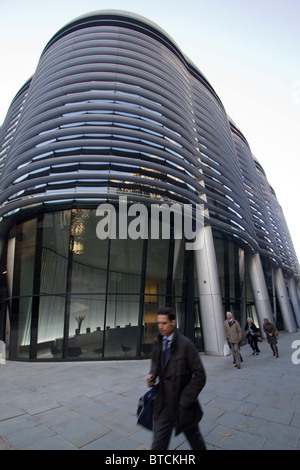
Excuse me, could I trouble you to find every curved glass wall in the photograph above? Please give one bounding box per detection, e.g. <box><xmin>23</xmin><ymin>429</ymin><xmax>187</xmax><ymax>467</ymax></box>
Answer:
<box><xmin>5</xmin><ymin>208</ymin><xmax>202</xmax><ymax>360</ymax></box>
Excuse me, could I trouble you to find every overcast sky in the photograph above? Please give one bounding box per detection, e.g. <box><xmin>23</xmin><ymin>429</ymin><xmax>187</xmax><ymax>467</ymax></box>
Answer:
<box><xmin>1</xmin><ymin>0</ymin><xmax>299</xmax><ymax>261</ymax></box>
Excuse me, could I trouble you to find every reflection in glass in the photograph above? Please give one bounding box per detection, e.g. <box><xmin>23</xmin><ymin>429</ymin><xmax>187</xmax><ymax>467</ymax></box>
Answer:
<box><xmin>37</xmin><ymin>211</ymin><xmax>70</xmax><ymax>358</ymax></box>
<box><xmin>105</xmin><ymin>294</ymin><xmax>140</xmax><ymax>358</ymax></box>
<box><xmin>143</xmin><ymin>236</ymin><xmax>170</xmax><ymax>347</ymax></box>
<box><xmin>6</xmin><ymin>207</ymin><xmax>204</xmax><ymax>360</ymax></box>
<box><xmin>68</xmin><ymin>209</ymin><xmax>108</xmax><ymax>359</ymax></box>
<box><xmin>11</xmin><ymin>219</ymin><xmax>37</xmax><ymax>359</ymax></box>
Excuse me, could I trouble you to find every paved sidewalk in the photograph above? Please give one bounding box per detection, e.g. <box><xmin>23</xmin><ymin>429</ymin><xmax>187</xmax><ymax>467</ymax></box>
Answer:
<box><xmin>0</xmin><ymin>330</ymin><xmax>299</xmax><ymax>450</ymax></box>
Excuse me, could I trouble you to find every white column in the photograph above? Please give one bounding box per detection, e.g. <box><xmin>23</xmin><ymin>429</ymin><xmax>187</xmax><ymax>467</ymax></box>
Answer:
<box><xmin>194</xmin><ymin>225</ymin><xmax>224</xmax><ymax>356</ymax></box>
<box><xmin>288</xmin><ymin>277</ymin><xmax>300</xmax><ymax>327</ymax></box>
<box><xmin>247</xmin><ymin>253</ymin><xmax>273</xmax><ymax>335</ymax></box>
<box><xmin>274</xmin><ymin>268</ymin><xmax>297</xmax><ymax>332</ymax></box>
<box><xmin>238</xmin><ymin>248</ymin><xmax>247</xmax><ymax>329</ymax></box>
<box><xmin>297</xmin><ymin>281</ymin><xmax>300</xmax><ymax>302</ymax></box>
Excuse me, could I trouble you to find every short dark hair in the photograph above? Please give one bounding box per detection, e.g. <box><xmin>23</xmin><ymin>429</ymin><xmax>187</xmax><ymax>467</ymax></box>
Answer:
<box><xmin>157</xmin><ymin>307</ymin><xmax>176</xmax><ymax>321</ymax></box>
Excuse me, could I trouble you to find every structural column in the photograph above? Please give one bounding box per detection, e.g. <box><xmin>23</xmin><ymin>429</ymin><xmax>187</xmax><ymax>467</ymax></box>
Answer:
<box><xmin>194</xmin><ymin>225</ymin><xmax>224</xmax><ymax>356</ymax></box>
<box><xmin>297</xmin><ymin>281</ymin><xmax>300</xmax><ymax>303</ymax></box>
<box><xmin>238</xmin><ymin>248</ymin><xmax>247</xmax><ymax>331</ymax></box>
<box><xmin>288</xmin><ymin>277</ymin><xmax>300</xmax><ymax>327</ymax></box>
<box><xmin>274</xmin><ymin>268</ymin><xmax>297</xmax><ymax>332</ymax></box>
<box><xmin>247</xmin><ymin>253</ymin><xmax>273</xmax><ymax>334</ymax></box>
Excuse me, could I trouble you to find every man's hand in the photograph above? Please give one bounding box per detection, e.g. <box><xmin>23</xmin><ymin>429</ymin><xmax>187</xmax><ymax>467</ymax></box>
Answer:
<box><xmin>145</xmin><ymin>374</ymin><xmax>156</xmax><ymax>387</ymax></box>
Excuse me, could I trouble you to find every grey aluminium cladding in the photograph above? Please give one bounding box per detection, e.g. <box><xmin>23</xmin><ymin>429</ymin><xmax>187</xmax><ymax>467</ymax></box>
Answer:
<box><xmin>0</xmin><ymin>9</ymin><xmax>298</xmax><ymax>279</ymax></box>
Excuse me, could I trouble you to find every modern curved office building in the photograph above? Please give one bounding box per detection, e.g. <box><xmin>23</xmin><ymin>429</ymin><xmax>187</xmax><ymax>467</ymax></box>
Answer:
<box><xmin>0</xmin><ymin>10</ymin><xmax>299</xmax><ymax>361</ymax></box>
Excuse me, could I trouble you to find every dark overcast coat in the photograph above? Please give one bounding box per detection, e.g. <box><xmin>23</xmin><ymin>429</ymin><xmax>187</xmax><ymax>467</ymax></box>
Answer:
<box><xmin>149</xmin><ymin>328</ymin><xmax>206</xmax><ymax>435</ymax></box>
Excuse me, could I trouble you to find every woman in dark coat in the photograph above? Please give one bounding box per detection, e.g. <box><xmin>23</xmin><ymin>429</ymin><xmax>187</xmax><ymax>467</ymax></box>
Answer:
<box><xmin>244</xmin><ymin>318</ymin><xmax>260</xmax><ymax>355</ymax></box>
<box><xmin>263</xmin><ymin>318</ymin><xmax>279</xmax><ymax>357</ymax></box>
<box><xmin>145</xmin><ymin>307</ymin><xmax>206</xmax><ymax>450</ymax></box>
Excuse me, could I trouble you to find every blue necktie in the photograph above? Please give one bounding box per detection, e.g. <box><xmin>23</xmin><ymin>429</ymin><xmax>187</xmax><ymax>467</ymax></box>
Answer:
<box><xmin>163</xmin><ymin>338</ymin><xmax>170</xmax><ymax>363</ymax></box>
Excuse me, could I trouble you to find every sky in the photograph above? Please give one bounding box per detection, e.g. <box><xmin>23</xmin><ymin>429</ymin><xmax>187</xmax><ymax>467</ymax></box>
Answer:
<box><xmin>0</xmin><ymin>0</ymin><xmax>299</xmax><ymax>262</ymax></box>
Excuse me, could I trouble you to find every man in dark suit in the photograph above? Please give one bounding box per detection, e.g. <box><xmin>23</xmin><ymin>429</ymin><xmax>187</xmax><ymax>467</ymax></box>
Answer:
<box><xmin>145</xmin><ymin>307</ymin><xmax>207</xmax><ymax>450</ymax></box>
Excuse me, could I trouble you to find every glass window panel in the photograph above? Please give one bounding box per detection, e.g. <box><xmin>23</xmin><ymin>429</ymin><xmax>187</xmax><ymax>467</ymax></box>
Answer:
<box><xmin>67</xmin><ymin>209</ymin><xmax>109</xmax><ymax>359</ymax></box>
<box><xmin>12</xmin><ymin>219</ymin><xmax>37</xmax><ymax>358</ymax></box>
<box><xmin>17</xmin><ymin>297</ymin><xmax>32</xmax><ymax>359</ymax></box>
<box><xmin>145</xmin><ymin>238</ymin><xmax>169</xmax><ymax>300</ymax></box>
<box><xmin>36</xmin><ymin>211</ymin><xmax>71</xmax><ymax>359</ymax></box>
<box><xmin>105</xmin><ymin>218</ymin><xmax>143</xmax><ymax>358</ymax></box>
<box><xmin>108</xmin><ymin>237</ymin><xmax>143</xmax><ymax>299</ymax></box>
<box><xmin>68</xmin><ymin>293</ymin><xmax>106</xmax><ymax>360</ymax></box>
<box><xmin>71</xmin><ymin>209</ymin><xmax>109</xmax><ymax>272</ymax></box>
<box><xmin>37</xmin><ymin>296</ymin><xmax>66</xmax><ymax>359</ymax></box>
<box><xmin>172</xmin><ymin>239</ymin><xmax>185</xmax><ymax>299</ymax></box>
<box><xmin>143</xmin><ymin>236</ymin><xmax>170</xmax><ymax>345</ymax></box>
<box><xmin>105</xmin><ymin>294</ymin><xmax>140</xmax><ymax>358</ymax></box>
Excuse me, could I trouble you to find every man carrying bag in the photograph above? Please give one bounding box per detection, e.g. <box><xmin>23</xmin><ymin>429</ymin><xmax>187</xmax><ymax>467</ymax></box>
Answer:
<box><xmin>144</xmin><ymin>307</ymin><xmax>207</xmax><ymax>450</ymax></box>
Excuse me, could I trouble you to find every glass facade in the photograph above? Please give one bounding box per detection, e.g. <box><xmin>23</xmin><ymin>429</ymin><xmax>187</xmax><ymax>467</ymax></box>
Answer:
<box><xmin>5</xmin><ymin>208</ymin><xmax>202</xmax><ymax>360</ymax></box>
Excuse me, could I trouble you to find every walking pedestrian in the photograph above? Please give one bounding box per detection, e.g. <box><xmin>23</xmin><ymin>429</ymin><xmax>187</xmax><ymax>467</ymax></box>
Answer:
<box><xmin>224</xmin><ymin>312</ymin><xmax>242</xmax><ymax>369</ymax></box>
<box><xmin>244</xmin><ymin>318</ymin><xmax>261</xmax><ymax>355</ymax></box>
<box><xmin>145</xmin><ymin>307</ymin><xmax>206</xmax><ymax>450</ymax></box>
<box><xmin>263</xmin><ymin>318</ymin><xmax>279</xmax><ymax>358</ymax></box>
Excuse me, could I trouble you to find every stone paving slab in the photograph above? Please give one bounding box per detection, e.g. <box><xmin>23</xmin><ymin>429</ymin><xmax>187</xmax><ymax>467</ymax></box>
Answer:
<box><xmin>0</xmin><ymin>330</ymin><xmax>300</xmax><ymax>450</ymax></box>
